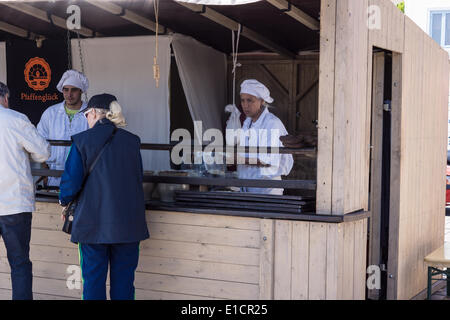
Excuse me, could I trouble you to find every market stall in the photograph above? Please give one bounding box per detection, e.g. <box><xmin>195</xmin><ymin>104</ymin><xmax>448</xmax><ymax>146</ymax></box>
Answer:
<box><xmin>0</xmin><ymin>0</ymin><xmax>448</xmax><ymax>300</ymax></box>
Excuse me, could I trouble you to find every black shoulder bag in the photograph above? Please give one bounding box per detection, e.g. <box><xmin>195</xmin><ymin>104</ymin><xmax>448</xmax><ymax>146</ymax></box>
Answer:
<box><xmin>62</xmin><ymin>127</ymin><xmax>118</xmax><ymax>234</ymax></box>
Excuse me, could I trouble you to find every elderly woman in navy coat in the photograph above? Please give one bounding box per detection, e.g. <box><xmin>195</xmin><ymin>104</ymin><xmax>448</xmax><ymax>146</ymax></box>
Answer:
<box><xmin>59</xmin><ymin>93</ymin><xmax>149</xmax><ymax>300</ymax></box>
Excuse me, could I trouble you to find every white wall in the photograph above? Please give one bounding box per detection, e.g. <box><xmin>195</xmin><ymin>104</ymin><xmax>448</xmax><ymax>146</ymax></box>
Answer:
<box><xmin>405</xmin><ymin>0</ymin><xmax>450</xmax><ymax>149</ymax></box>
<box><xmin>405</xmin><ymin>0</ymin><xmax>450</xmax><ymax>55</ymax></box>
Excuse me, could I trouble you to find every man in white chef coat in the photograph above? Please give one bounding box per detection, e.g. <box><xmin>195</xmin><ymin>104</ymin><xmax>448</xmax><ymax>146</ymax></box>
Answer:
<box><xmin>37</xmin><ymin>70</ymin><xmax>89</xmax><ymax>186</ymax></box>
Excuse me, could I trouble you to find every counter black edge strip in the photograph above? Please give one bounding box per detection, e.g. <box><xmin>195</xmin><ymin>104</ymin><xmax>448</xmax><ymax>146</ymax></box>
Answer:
<box><xmin>146</xmin><ymin>204</ymin><xmax>370</xmax><ymax>223</ymax></box>
<box><xmin>34</xmin><ymin>199</ymin><xmax>370</xmax><ymax>224</ymax></box>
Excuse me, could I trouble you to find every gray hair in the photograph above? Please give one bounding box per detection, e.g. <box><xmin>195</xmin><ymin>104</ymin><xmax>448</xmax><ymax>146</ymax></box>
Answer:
<box><xmin>0</xmin><ymin>82</ymin><xmax>9</xmax><ymax>98</ymax></box>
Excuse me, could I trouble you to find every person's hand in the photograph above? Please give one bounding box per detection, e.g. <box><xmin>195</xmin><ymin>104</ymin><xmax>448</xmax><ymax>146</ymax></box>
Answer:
<box><xmin>255</xmin><ymin>159</ymin><xmax>270</xmax><ymax>168</ymax></box>
<box><xmin>42</xmin><ymin>163</ymin><xmax>50</xmax><ymax>187</ymax></box>
<box><xmin>61</xmin><ymin>205</ymin><xmax>67</xmax><ymax>221</ymax></box>
<box><xmin>234</xmin><ymin>156</ymin><xmax>270</xmax><ymax>167</ymax></box>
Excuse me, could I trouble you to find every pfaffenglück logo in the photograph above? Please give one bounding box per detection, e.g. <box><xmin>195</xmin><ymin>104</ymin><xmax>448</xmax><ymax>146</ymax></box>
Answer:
<box><xmin>24</xmin><ymin>57</ymin><xmax>52</xmax><ymax>91</ymax></box>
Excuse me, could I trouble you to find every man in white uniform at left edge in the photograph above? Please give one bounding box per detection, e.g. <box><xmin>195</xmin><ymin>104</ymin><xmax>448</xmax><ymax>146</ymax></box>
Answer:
<box><xmin>37</xmin><ymin>70</ymin><xmax>89</xmax><ymax>187</ymax></box>
<box><xmin>0</xmin><ymin>82</ymin><xmax>50</xmax><ymax>300</ymax></box>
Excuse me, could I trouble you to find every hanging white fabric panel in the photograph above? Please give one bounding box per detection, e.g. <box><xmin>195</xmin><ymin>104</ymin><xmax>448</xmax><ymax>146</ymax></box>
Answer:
<box><xmin>0</xmin><ymin>42</ymin><xmax>6</xmax><ymax>84</ymax></box>
<box><xmin>71</xmin><ymin>36</ymin><xmax>171</xmax><ymax>172</ymax></box>
<box><xmin>172</xmin><ymin>34</ymin><xmax>227</xmax><ymax>138</ymax></box>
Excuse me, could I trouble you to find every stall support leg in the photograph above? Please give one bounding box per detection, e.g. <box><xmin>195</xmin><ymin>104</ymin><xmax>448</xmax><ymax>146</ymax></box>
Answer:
<box><xmin>428</xmin><ymin>267</ymin><xmax>432</xmax><ymax>300</ymax></box>
<box><xmin>446</xmin><ymin>268</ymin><xmax>450</xmax><ymax>297</ymax></box>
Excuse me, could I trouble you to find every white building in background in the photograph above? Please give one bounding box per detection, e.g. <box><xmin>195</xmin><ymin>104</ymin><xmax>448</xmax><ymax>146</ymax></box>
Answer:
<box><xmin>404</xmin><ymin>0</ymin><xmax>450</xmax><ymax>149</ymax></box>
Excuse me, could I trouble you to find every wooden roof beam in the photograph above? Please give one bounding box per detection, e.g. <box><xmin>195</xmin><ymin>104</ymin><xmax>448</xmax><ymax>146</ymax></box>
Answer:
<box><xmin>176</xmin><ymin>2</ymin><xmax>296</xmax><ymax>58</ymax></box>
<box><xmin>0</xmin><ymin>20</ymin><xmax>43</xmax><ymax>41</ymax></box>
<box><xmin>2</xmin><ymin>2</ymin><xmax>101</xmax><ymax>37</ymax></box>
<box><xmin>265</xmin><ymin>0</ymin><xmax>319</xmax><ymax>31</ymax></box>
<box><xmin>85</xmin><ymin>0</ymin><xmax>172</xmax><ymax>34</ymax></box>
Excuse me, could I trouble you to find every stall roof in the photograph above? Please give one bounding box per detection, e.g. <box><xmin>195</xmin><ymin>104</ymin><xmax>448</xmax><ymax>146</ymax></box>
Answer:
<box><xmin>0</xmin><ymin>0</ymin><xmax>320</xmax><ymax>56</ymax></box>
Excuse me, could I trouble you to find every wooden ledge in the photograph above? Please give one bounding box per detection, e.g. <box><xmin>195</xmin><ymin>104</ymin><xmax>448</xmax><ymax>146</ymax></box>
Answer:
<box><xmin>147</xmin><ymin>202</ymin><xmax>370</xmax><ymax>224</ymax></box>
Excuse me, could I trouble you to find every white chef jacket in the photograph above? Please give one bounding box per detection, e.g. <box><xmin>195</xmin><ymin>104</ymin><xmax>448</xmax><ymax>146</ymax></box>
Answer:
<box><xmin>237</xmin><ymin>107</ymin><xmax>293</xmax><ymax>195</ymax></box>
<box><xmin>0</xmin><ymin>105</ymin><xmax>50</xmax><ymax>215</ymax></box>
<box><xmin>37</xmin><ymin>101</ymin><xmax>88</xmax><ymax>186</ymax></box>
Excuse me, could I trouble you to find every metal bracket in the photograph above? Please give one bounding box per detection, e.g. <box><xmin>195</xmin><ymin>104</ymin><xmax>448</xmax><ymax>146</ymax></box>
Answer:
<box><xmin>46</xmin><ymin>11</ymin><xmax>55</xmax><ymax>27</ymax></box>
<box><xmin>280</xmin><ymin>1</ymin><xmax>291</xmax><ymax>13</ymax></box>
<box><xmin>195</xmin><ymin>5</ymin><xmax>207</xmax><ymax>14</ymax></box>
<box><xmin>115</xmin><ymin>6</ymin><xmax>127</xmax><ymax>17</ymax></box>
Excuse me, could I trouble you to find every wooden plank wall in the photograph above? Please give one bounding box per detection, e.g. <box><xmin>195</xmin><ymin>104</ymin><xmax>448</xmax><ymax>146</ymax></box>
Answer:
<box><xmin>318</xmin><ymin>0</ymin><xmax>449</xmax><ymax>298</ymax></box>
<box><xmin>0</xmin><ymin>203</ymin><xmax>368</xmax><ymax>300</ymax></box>
<box><xmin>367</xmin><ymin>52</ymin><xmax>385</xmax><ymax>300</ymax></box>
<box><xmin>316</xmin><ymin>0</ymin><xmax>336</xmax><ymax>215</ymax></box>
<box><xmin>317</xmin><ymin>0</ymin><xmax>370</xmax><ymax>215</ymax></box>
<box><xmin>271</xmin><ymin>218</ymin><xmax>368</xmax><ymax>300</ymax></box>
<box><xmin>317</xmin><ymin>0</ymin><xmax>404</xmax><ymax>216</ymax></box>
<box><xmin>368</xmin><ymin>0</ymin><xmax>405</xmax><ymax>53</ymax></box>
<box><xmin>0</xmin><ymin>204</ymin><xmax>261</xmax><ymax>300</ymax></box>
<box><xmin>390</xmin><ymin>18</ymin><xmax>449</xmax><ymax>300</ymax></box>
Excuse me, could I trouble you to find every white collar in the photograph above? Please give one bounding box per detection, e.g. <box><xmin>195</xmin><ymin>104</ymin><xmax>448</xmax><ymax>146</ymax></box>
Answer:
<box><xmin>58</xmin><ymin>101</ymin><xmax>86</xmax><ymax>114</ymax></box>
<box><xmin>246</xmin><ymin>107</ymin><xmax>269</xmax><ymax>128</ymax></box>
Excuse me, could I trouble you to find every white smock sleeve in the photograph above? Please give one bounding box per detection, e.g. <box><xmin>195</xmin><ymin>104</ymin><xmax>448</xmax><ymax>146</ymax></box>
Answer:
<box><xmin>258</xmin><ymin>118</ymin><xmax>293</xmax><ymax>178</ymax></box>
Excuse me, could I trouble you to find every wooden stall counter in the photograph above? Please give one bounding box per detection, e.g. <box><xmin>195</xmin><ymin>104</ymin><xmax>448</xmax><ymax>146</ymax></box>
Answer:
<box><xmin>0</xmin><ymin>201</ymin><xmax>369</xmax><ymax>300</ymax></box>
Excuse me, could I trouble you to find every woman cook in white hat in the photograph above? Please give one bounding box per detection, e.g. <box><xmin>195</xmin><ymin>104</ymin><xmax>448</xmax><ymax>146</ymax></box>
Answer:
<box><xmin>237</xmin><ymin>79</ymin><xmax>294</xmax><ymax>195</ymax></box>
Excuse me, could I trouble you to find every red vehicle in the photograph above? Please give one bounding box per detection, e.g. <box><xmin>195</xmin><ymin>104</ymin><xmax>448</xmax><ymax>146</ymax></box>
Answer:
<box><xmin>447</xmin><ymin>165</ymin><xmax>450</xmax><ymax>205</ymax></box>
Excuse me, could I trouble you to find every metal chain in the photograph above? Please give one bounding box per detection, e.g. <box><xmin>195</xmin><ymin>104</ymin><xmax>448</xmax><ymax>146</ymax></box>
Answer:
<box><xmin>66</xmin><ymin>29</ymin><xmax>72</xmax><ymax>70</ymax></box>
<box><xmin>76</xmin><ymin>31</ymin><xmax>88</xmax><ymax>101</ymax></box>
<box><xmin>231</xmin><ymin>24</ymin><xmax>241</xmax><ymax>107</ymax></box>
<box><xmin>153</xmin><ymin>0</ymin><xmax>160</xmax><ymax>88</ymax></box>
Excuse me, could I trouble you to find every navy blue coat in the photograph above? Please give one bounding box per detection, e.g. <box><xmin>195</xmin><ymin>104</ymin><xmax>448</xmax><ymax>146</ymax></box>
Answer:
<box><xmin>59</xmin><ymin>119</ymin><xmax>149</xmax><ymax>244</ymax></box>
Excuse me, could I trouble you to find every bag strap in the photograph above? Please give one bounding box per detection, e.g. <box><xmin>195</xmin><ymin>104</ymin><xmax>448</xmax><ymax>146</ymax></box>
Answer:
<box><xmin>65</xmin><ymin>127</ymin><xmax>117</xmax><ymax>206</ymax></box>
<box><xmin>87</xmin><ymin>127</ymin><xmax>117</xmax><ymax>174</ymax></box>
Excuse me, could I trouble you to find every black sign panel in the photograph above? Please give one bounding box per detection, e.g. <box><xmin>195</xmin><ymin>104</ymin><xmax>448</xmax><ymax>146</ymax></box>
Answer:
<box><xmin>6</xmin><ymin>39</ymin><xmax>68</xmax><ymax>125</ymax></box>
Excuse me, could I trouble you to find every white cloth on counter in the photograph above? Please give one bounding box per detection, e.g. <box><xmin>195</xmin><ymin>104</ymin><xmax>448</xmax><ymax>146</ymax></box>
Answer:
<box><xmin>0</xmin><ymin>105</ymin><xmax>50</xmax><ymax>215</ymax></box>
<box><xmin>37</xmin><ymin>101</ymin><xmax>88</xmax><ymax>186</ymax></box>
<box><xmin>237</xmin><ymin>107</ymin><xmax>293</xmax><ymax>195</ymax></box>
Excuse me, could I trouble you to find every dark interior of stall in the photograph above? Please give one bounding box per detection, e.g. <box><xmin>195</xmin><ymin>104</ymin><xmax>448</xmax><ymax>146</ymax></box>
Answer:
<box><xmin>0</xmin><ymin>0</ymin><xmax>321</xmax><ymax>216</ymax></box>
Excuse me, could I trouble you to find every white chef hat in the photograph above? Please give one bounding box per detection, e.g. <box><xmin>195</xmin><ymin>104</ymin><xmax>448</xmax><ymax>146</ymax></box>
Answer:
<box><xmin>56</xmin><ymin>69</ymin><xmax>89</xmax><ymax>93</ymax></box>
<box><xmin>240</xmin><ymin>79</ymin><xmax>274</xmax><ymax>104</ymax></box>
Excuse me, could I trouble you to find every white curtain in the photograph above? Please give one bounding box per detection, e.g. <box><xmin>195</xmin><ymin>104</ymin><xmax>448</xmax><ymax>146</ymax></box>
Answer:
<box><xmin>0</xmin><ymin>42</ymin><xmax>6</xmax><ymax>84</ymax></box>
<box><xmin>172</xmin><ymin>34</ymin><xmax>227</xmax><ymax>139</ymax></box>
<box><xmin>71</xmin><ymin>36</ymin><xmax>171</xmax><ymax>172</ymax></box>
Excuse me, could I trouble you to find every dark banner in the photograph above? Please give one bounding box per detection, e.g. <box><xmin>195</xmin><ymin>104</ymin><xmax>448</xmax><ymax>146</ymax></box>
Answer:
<box><xmin>6</xmin><ymin>39</ymin><xmax>68</xmax><ymax>125</ymax></box>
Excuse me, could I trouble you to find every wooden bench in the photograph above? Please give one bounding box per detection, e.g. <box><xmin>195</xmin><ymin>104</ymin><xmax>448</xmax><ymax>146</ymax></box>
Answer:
<box><xmin>424</xmin><ymin>243</ymin><xmax>450</xmax><ymax>300</ymax></box>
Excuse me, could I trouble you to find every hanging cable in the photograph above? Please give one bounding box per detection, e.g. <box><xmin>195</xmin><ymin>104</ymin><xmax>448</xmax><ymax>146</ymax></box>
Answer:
<box><xmin>153</xmin><ymin>0</ymin><xmax>160</xmax><ymax>88</ymax></box>
<box><xmin>66</xmin><ymin>29</ymin><xmax>72</xmax><ymax>70</ymax></box>
<box><xmin>76</xmin><ymin>31</ymin><xmax>88</xmax><ymax>102</ymax></box>
<box><xmin>231</xmin><ymin>24</ymin><xmax>241</xmax><ymax>107</ymax></box>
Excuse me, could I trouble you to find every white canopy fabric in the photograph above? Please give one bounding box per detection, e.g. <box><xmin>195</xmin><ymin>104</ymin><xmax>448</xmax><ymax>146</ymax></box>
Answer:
<box><xmin>0</xmin><ymin>42</ymin><xmax>6</xmax><ymax>84</ymax></box>
<box><xmin>71</xmin><ymin>35</ymin><xmax>172</xmax><ymax>172</ymax></box>
<box><xmin>172</xmin><ymin>33</ymin><xmax>227</xmax><ymax>139</ymax></box>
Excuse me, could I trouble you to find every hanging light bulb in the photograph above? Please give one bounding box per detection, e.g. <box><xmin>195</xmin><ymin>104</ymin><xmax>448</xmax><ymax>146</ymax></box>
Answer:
<box><xmin>175</xmin><ymin>0</ymin><xmax>261</xmax><ymax>5</ymax></box>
